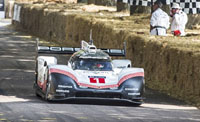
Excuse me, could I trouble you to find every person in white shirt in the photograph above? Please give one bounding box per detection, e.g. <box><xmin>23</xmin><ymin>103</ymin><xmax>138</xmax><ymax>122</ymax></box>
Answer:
<box><xmin>170</xmin><ymin>3</ymin><xmax>188</xmax><ymax>36</ymax></box>
<box><xmin>150</xmin><ymin>1</ymin><xmax>170</xmax><ymax>36</ymax></box>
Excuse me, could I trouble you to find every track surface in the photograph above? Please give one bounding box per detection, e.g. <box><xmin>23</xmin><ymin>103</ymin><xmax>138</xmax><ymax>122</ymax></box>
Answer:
<box><xmin>0</xmin><ymin>19</ymin><xmax>200</xmax><ymax>122</ymax></box>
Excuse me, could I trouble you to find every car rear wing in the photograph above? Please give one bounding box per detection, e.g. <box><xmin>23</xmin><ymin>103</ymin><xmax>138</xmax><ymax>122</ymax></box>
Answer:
<box><xmin>38</xmin><ymin>45</ymin><xmax>126</xmax><ymax>56</ymax></box>
<box><xmin>37</xmin><ymin>39</ymin><xmax>126</xmax><ymax>57</ymax></box>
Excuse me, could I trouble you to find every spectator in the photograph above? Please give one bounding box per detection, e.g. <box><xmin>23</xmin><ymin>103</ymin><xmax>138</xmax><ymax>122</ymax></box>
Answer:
<box><xmin>170</xmin><ymin>3</ymin><xmax>188</xmax><ymax>36</ymax></box>
<box><xmin>150</xmin><ymin>1</ymin><xmax>170</xmax><ymax>36</ymax></box>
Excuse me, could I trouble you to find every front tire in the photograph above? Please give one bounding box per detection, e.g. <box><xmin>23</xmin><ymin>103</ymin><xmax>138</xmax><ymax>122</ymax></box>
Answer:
<box><xmin>132</xmin><ymin>99</ymin><xmax>143</xmax><ymax>106</ymax></box>
<box><xmin>133</xmin><ymin>103</ymin><xmax>142</xmax><ymax>107</ymax></box>
<box><xmin>34</xmin><ymin>74</ymin><xmax>41</xmax><ymax>98</ymax></box>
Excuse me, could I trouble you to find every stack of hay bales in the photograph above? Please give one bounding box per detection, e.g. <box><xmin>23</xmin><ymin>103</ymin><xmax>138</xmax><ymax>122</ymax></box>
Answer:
<box><xmin>15</xmin><ymin>0</ymin><xmax>77</xmax><ymax>3</ymax></box>
<box><xmin>88</xmin><ymin>0</ymin><xmax>116</xmax><ymax>6</ymax></box>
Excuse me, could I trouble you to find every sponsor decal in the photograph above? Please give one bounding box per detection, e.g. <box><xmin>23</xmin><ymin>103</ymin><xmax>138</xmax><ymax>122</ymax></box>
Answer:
<box><xmin>58</xmin><ymin>85</ymin><xmax>73</xmax><ymax>88</ymax></box>
<box><xmin>79</xmin><ymin>86</ymin><xmax>88</xmax><ymax>88</ymax></box>
<box><xmin>125</xmin><ymin>88</ymin><xmax>139</xmax><ymax>91</ymax></box>
<box><xmin>128</xmin><ymin>93</ymin><xmax>140</xmax><ymax>96</ymax></box>
<box><xmin>88</xmin><ymin>76</ymin><xmax>106</xmax><ymax>84</ymax></box>
<box><xmin>83</xmin><ymin>71</ymin><xmax>110</xmax><ymax>74</ymax></box>
<box><xmin>56</xmin><ymin>89</ymin><xmax>69</xmax><ymax>93</ymax></box>
<box><xmin>110</xmin><ymin>87</ymin><xmax>118</xmax><ymax>90</ymax></box>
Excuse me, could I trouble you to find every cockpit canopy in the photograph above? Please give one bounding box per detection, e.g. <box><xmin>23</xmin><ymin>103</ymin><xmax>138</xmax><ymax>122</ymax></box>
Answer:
<box><xmin>69</xmin><ymin>41</ymin><xmax>113</xmax><ymax>71</ymax></box>
<box><xmin>72</xmin><ymin>59</ymin><xmax>113</xmax><ymax>71</ymax></box>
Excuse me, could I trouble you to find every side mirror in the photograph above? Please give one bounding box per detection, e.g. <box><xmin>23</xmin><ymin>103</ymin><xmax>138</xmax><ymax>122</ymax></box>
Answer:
<box><xmin>44</xmin><ymin>62</ymin><xmax>47</xmax><ymax>67</ymax></box>
<box><xmin>71</xmin><ymin>62</ymin><xmax>76</xmax><ymax>70</ymax></box>
<box><xmin>112</xmin><ymin>59</ymin><xmax>132</xmax><ymax>68</ymax></box>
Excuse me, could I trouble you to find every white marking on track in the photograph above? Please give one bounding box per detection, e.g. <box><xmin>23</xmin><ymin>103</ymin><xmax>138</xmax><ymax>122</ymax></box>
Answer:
<box><xmin>142</xmin><ymin>103</ymin><xmax>197</xmax><ymax>110</ymax></box>
<box><xmin>0</xmin><ymin>95</ymin><xmax>30</xmax><ymax>103</ymax></box>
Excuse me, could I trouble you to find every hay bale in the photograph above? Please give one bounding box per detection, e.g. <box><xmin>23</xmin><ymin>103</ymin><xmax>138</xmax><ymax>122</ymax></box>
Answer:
<box><xmin>88</xmin><ymin>0</ymin><xmax>116</xmax><ymax>6</ymax></box>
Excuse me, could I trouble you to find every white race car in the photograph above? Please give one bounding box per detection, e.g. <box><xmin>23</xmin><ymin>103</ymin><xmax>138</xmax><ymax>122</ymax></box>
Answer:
<box><xmin>34</xmin><ymin>40</ymin><xmax>145</xmax><ymax>105</ymax></box>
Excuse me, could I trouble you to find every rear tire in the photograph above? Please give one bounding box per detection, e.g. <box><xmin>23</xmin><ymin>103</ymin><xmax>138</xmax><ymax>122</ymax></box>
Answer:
<box><xmin>35</xmin><ymin>90</ymin><xmax>41</xmax><ymax>97</ymax></box>
<box><xmin>34</xmin><ymin>72</ymin><xmax>41</xmax><ymax>98</ymax></box>
<box><xmin>45</xmin><ymin>82</ymin><xmax>51</xmax><ymax>101</ymax></box>
<box><xmin>35</xmin><ymin>61</ymin><xmax>38</xmax><ymax>84</ymax></box>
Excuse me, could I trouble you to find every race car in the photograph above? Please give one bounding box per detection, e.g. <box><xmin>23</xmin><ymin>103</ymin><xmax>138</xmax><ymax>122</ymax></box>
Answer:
<box><xmin>34</xmin><ymin>40</ymin><xmax>145</xmax><ymax>105</ymax></box>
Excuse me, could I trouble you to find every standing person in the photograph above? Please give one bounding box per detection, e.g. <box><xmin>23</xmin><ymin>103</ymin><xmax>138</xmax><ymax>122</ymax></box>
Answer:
<box><xmin>170</xmin><ymin>3</ymin><xmax>188</xmax><ymax>36</ymax></box>
<box><xmin>150</xmin><ymin>1</ymin><xmax>170</xmax><ymax>36</ymax></box>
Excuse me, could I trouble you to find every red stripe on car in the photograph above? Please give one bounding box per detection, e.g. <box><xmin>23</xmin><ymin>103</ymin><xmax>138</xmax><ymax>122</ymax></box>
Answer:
<box><xmin>118</xmin><ymin>72</ymin><xmax>144</xmax><ymax>85</ymax></box>
<box><xmin>79</xmin><ymin>83</ymin><xmax>118</xmax><ymax>89</ymax></box>
<box><xmin>49</xmin><ymin>68</ymin><xmax>144</xmax><ymax>89</ymax></box>
<box><xmin>49</xmin><ymin>68</ymin><xmax>78</xmax><ymax>83</ymax></box>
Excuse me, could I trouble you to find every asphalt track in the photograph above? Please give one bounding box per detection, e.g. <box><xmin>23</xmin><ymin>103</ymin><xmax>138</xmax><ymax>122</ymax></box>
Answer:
<box><xmin>0</xmin><ymin>19</ymin><xmax>200</xmax><ymax>122</ymax></box>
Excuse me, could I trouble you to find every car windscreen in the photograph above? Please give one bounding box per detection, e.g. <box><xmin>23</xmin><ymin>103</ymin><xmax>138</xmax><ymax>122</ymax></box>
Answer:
<box><xmin>73</xmin><ymin>59</ymin><xmax>112</xmax><ymax>71</ymax></box>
